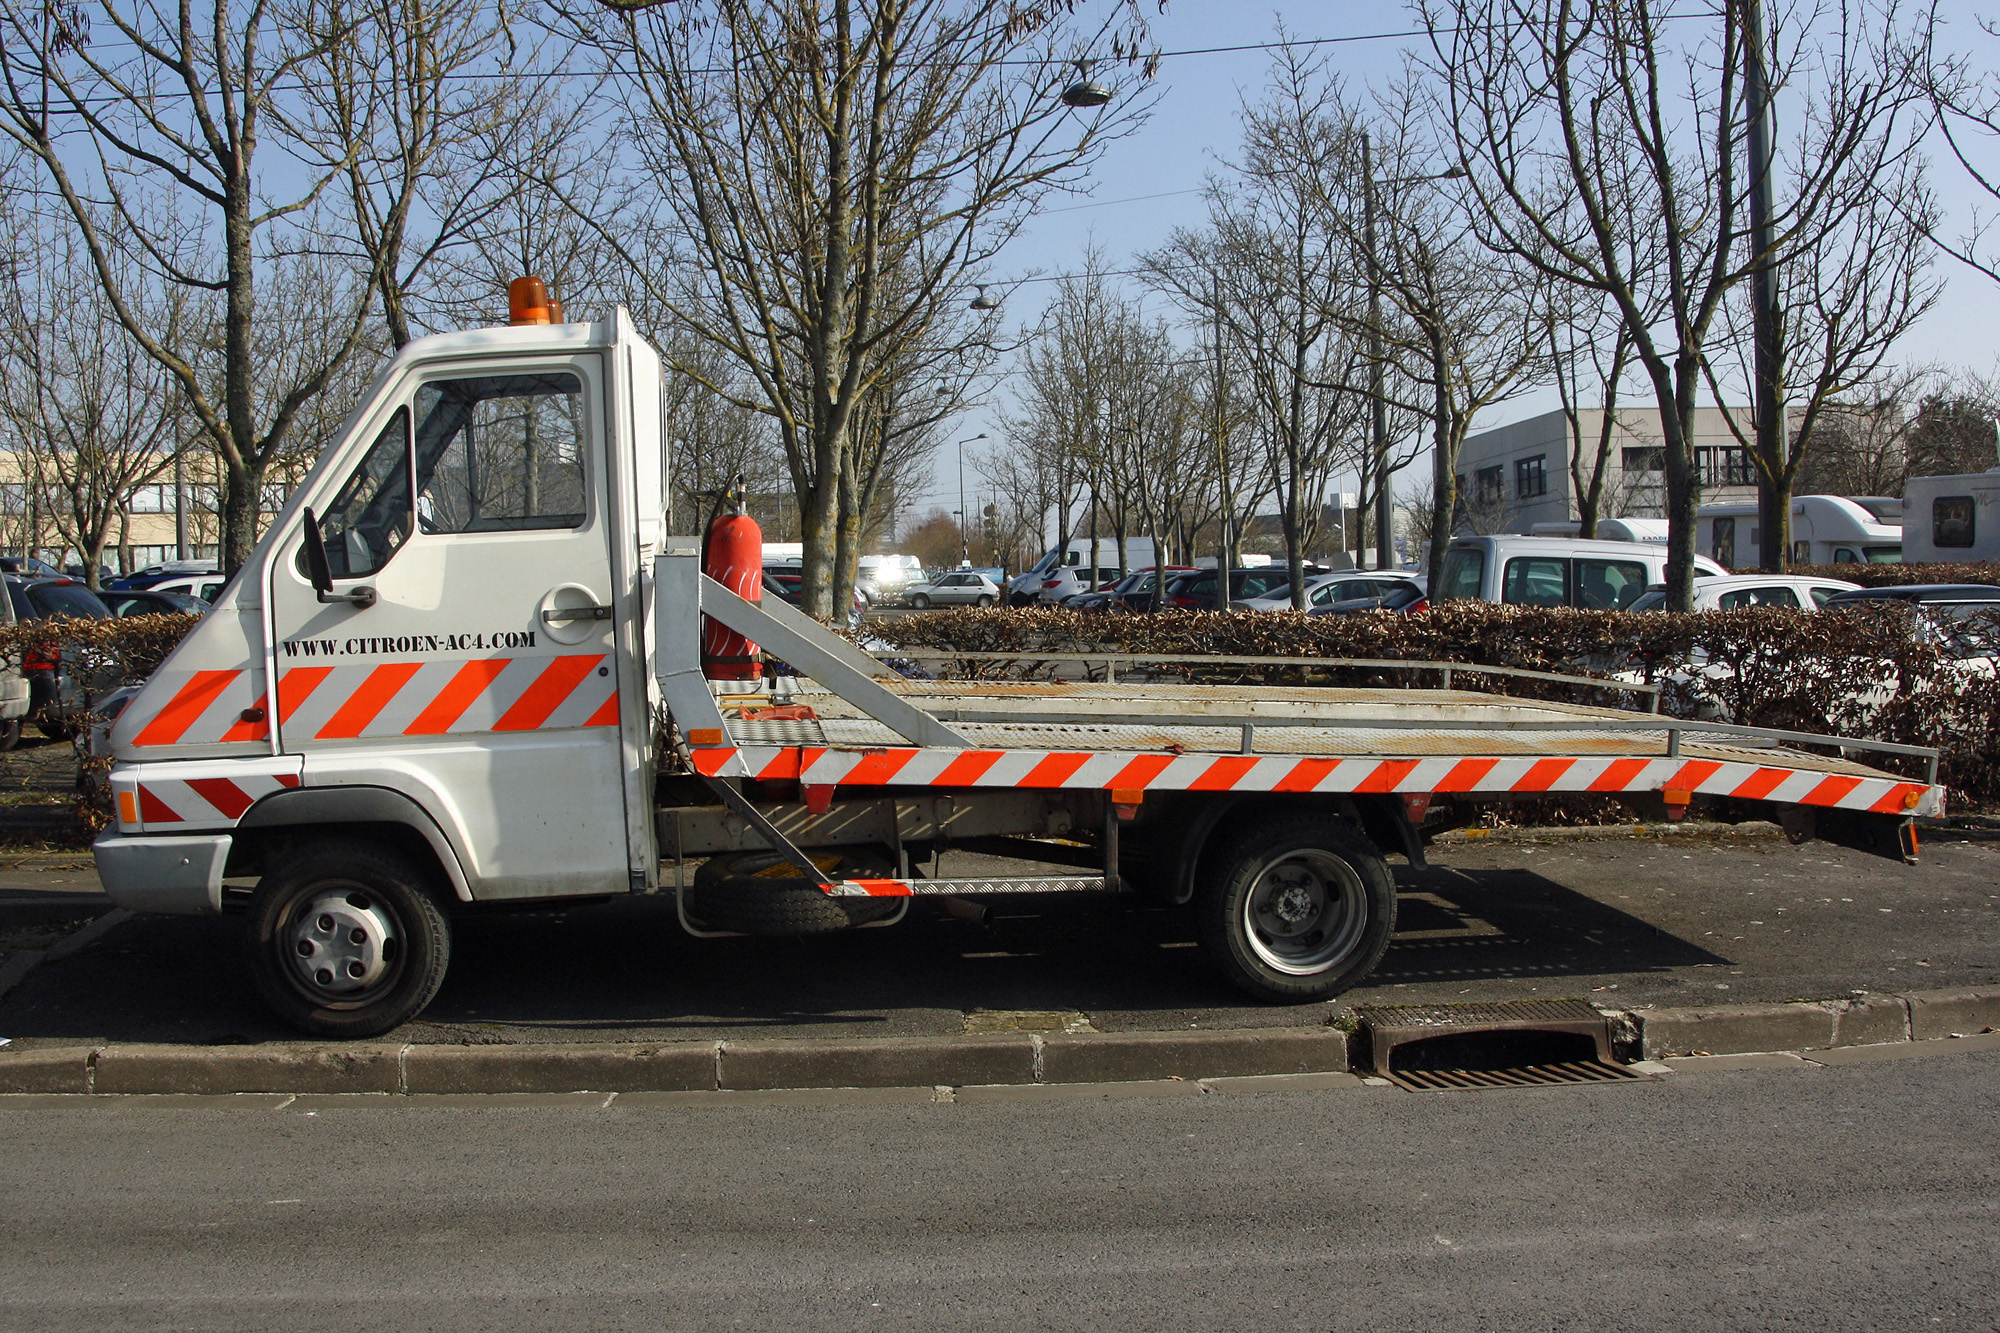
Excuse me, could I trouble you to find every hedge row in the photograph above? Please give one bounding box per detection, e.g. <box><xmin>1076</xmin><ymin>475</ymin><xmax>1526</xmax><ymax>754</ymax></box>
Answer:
<box><xmin>1786</xmin><ymin>561</ymin><xmax>1998</xmax><ymax>587</ymax></box>
<box><xmin>871</xmin><ymin>602</ymin><xmax>2000</xmax><ymax>808</ymax></box>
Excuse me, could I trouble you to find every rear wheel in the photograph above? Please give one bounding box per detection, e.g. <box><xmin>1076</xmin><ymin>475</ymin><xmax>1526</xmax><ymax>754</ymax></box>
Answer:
<box><xmin>909</xmin><ymin>593</ymin><xmax>931</xmax><ymax>609</ymax></box>
<box><xmin>0</xmin><ymin>717</ymin><xmax>19</xmax><ymax>751</ymax></box>
<box><xmin>1195</xmin><ymin>813</ymin><xmax>1395</xmax><ymax>1003</ymax></box>
<box><xmin>975</xmin><ymin>594</ymin><xmax>995</xmax><ymax>608</ymax></box>
<box><xmin>245</xmin><ymin>840</ymin><xmax>452</xmax><ymax>1038</ymax></box>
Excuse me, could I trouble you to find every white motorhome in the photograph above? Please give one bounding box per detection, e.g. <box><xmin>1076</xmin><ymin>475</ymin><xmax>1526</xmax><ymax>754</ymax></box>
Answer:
<box><xmin>1694</xmin><ymin>496</ymin><xmax>1901</xmax><ymax>568</ymax></box>
<box><xmin>1528</xmin><ymin>517</ymin><xmax>1668</xmax><ymax>543</ymax></box>
<box><xmin>1902</xmin><ymin>471</ymin><xmax>2000</xmax><ymax>564</ymax></box>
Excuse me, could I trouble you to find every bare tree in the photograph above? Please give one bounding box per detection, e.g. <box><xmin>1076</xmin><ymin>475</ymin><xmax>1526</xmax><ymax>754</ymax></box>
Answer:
<box><xmin>561</xmin><ymin>0</ymin><xmax>1153</xmax><ymax>618</ymax></box>
<box><xmin>1144</xmin><ymin>54</ymin><xmax>1380</xmax><ymax>606</ymax></box>
<box><xmin>290</xmin><ymin>0</ymin><xmax>539</xmax><ymax>348</ymax></box>
<box><xmin>1423</xmin><ymin>0</ymin><xmax>1930</xmax><ymax>605</ymax></box>
<box><xmin>0</xmin><ymin>232</ymin><xmax>182</xmax><ymax>585</ymax></box>
<box><xmin>0</xmin><ymin>0</ymin><xmax>382</xmax><ymax>572</ymax></box>
<box><xmin>1548</xmin><ymin>286</ymin><xmax>1636</xmax><ymax>538</ymax></box>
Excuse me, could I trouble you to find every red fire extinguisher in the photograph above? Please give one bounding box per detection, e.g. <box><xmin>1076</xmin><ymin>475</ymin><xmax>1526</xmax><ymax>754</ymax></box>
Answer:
<box><xmin>701</xmin><ymin>477</ymin><xmax>764</xmax><ymax>680</ymax></box>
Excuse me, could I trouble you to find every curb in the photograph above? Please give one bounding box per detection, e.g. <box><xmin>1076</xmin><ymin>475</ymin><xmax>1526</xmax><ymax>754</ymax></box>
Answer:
<box><xmin>1634</xmin><ymin>987</ymin><xmax>2000</xmax><ymax>1058</ymax></box>
<box><xmin>0</xmin><ymin>1027</ymin><xmax>1352</xmax><ymax>1097</ymax></box>
<box><xmin>3</xmin><ymin>990</ymin><xmax>1995</xmax><ymax>1096</ymax></box>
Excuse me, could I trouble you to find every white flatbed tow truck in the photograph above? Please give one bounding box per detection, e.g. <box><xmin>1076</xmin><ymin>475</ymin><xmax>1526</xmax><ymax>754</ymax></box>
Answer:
<box><xmin>89</xmin><ymin>301</ymin><xmax>1944</xmax><ymax>1036</ymax></box>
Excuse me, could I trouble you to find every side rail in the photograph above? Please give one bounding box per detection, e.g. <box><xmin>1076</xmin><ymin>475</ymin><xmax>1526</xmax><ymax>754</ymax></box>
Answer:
<box><xmin>885</xmin><ymin>649</ymin><xmax>1662</xmax><ymax>708</ymax></box>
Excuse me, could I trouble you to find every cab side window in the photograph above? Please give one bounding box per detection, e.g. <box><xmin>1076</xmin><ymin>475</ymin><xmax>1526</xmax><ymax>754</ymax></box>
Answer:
<box><xmin>1575</xmin><ymin>558</ymin><xmax>1650</xmax><ymax>610</ymax></box>
<box><xmin>414</xmin><ymin>373</ymin><xmax>587</xmax><ymax>534</ymax></box>
<box><xmin>1502</xmin><ymin>557</ymin><xmax>1566</xmax><ymax>607</ymax></box>
<box><xmin>317</xmin><ymin>408</ymin><xmax>412</xmax><ymax>578</ymax></box>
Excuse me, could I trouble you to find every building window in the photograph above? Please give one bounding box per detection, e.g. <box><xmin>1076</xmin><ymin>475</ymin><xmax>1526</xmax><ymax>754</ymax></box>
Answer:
<box><xmin>129</xmin><ymin>484</ymin><xmax>169</xmax><ymax>513</ymax></box>
<box><xmin>1695</xmin><ymin>446</ymin><xmax>1754</xmax><ymax>487</ymax></box>
<box><xmin>1515</xmin><ymin>455</ymin><xmax>1548</xmax><ymax>499</ymax></box>
<box><xmin>1621</xmin><ymin>446</ymin><xmax>1665</xmax><ymax>474</ymax></box>
<box><xmin>1934</xmin><ymin>496</ymin><xmax>1975</xmax><ymax>549</ymax></box>
<box><xmin>1473</xmin><ymin>466</ymin><xmax>1504</xmax><ymax>503</ymax></box>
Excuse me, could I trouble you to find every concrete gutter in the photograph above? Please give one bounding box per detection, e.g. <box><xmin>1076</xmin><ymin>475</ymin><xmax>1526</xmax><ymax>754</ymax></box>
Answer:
<box><xmin>2</xmin><ymin>989</ymin><xmax>1994</xmax><ymax>1096</ymax></box>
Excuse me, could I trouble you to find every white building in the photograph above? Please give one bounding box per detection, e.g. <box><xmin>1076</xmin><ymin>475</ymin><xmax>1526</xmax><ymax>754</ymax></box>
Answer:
<box><xmin>1454</xmin><ymin>406</ymin><xmax>1759</xmax><ymax>534</ymax></box>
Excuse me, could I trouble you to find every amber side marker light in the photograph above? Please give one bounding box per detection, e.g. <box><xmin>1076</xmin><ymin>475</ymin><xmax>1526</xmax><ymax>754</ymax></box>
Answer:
<box><xmin>508</xmin><ymin>275</ymin><xmax>563</xmax><ymax>325</ymax></box>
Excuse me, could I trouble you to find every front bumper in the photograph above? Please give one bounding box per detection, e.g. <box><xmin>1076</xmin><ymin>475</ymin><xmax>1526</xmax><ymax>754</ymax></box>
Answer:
<box><xmin>93</xmin><ymin>830</ymin><xmax>231</xmax><ymax>914</ymax></box>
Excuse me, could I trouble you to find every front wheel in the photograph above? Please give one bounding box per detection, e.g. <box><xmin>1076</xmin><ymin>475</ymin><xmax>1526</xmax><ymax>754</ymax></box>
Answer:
<box><xmin>909</xmin><ymin>593</ymin><xmax>931</xmax><ymax>609</ymax></box>
<box><xmin>245</xmin><ymin>840</ymin><xmax>452</xmax><ymax>1038</ymax></box>
<box><xmin>1195</xmin><ymin>813</ymin><xmax>1396</xmax><ymax>1003</ymax></box>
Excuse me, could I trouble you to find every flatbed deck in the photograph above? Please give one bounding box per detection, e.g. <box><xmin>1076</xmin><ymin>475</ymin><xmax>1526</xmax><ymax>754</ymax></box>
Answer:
<box><xmin>688</xmin><ymin>678</ymin><xmax>1942</xmax><ymax>819</ymax></box>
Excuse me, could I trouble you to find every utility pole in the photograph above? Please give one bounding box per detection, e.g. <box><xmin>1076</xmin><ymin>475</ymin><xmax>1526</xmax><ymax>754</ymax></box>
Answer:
<box><xmin>173</xmin><ymin>450</ymin><xmax>188</xmax><ymax>561</ymax></box>
<box><xmin>1744</xmin><ymin>0</ymin><xmax>1783</xmax><ymax>571</ymax></box>
<box><xmin>1363</xmin><ymin>130</ymin><xmax>1393</xmax><ymax>572</ymax></box>
<box><xmin>1211</xmin><ymin>271</ymin><xmax>1232</xmax><ymax>610</ymax></box>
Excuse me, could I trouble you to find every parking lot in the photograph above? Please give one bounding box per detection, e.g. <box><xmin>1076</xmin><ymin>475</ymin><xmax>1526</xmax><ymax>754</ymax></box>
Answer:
<box><xmin>2</xmin><ymin>825</ymin><xmax>1994</xmax><ymax>1049</ymax></box>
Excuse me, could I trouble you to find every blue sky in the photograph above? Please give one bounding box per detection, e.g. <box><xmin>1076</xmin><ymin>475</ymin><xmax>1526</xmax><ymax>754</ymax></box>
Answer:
<box><xmin>924</xmin><ymin>1</ymin><xmax>2000</xmax><ymax>520</ymax></box>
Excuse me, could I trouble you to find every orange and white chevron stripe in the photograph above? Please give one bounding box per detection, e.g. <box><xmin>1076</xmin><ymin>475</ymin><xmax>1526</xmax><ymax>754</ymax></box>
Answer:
<box><xmin>111</xmin><ymin>759</ymin><xmax>303</xmax><ymax>833</ymax></box>
<box><xmin>689</xmin><ymin>744</ymin><xmax>1944</xmax><ymax>819</ymax></box>
<box><xmin>122</xmin><ymin>655</ymin><xmax>618</xmax><ymax>749</ymax></box>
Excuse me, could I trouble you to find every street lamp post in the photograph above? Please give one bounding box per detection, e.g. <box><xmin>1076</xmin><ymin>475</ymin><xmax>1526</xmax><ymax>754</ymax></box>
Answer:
<box><xmin>955</xmin><ymin>433</ymin><xmax>987</xmax><ymax>566</ymax></box>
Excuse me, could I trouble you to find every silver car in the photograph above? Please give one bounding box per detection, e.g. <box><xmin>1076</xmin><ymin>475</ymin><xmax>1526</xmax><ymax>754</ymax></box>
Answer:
<box><xmin>904</xmin><ymin>570</ymin><xmax>1002</xmax><ymax>609</ymax></box>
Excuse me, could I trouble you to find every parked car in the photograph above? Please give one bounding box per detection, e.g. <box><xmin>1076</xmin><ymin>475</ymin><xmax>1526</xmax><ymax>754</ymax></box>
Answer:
<box><xmin>105</xmin><ymin>558</ymin><xmax>220</xmax><ymax>592</ymax></box>
<box><xmin>0</xmin><ymin>556</ymin><xmax>62</xmax><ymax>578</ymax></box>
<box><xmin>1625</xmin><ymin>574</ymin><xmax>1861</xmax><ymax>612</ymax></box>
<box><xmin>903</xmin><ymin>570</ymin><xmax>1003</xmax><ymax>608</ymax></box>
<box><xmin>761</xmin><ymin>568</ymin><xmax>865</xmax><ymax>629</ymax></box>
<box><xmin>100</xmin><ymin>588</ymin><xmax>210</xmax><ymax>618</ymax></box>
<box><xmin>1235</xmin><ymin>570</ymin><xmax>1423</xmax><ymax>612</ymax></box>
<box><xmin>1158</xmin><ymin>566</ymin><xmax>1293</xmax><ymax>610</ymax></box>
<box><xmin>1060</xmin><ymin>567</ymin><xmax>1184</xmax><ymax>613</ymax></box>
<box><xmin>1821</xmin><ymin>583</ymin><xmax>2000</xmax><ymax>608</ymax></box>
<box><xmin>0</xmin><ymin>578</ymin><xmax>26</xmax><ymax>750</ymax></box>
<box><xmin>1431</xmin><ymin>536</ymin><xmax>1728</xmax><ymax>610</ymax></box>
<box><xmin>1309</xmin><ymin>582</ymin><xmax>1430</xmax><ymax>617</ymax></box>
<box><xmin>3</xmin><ymin>576</ymin><xmax>111</xmax><ymax>738</ymax></box>
<box><xmin>1035</xmin><ymin>563</ymin><xmax>1124</xmax><ymax>605</ymax></box>
<box><xmin>143</xmin><ymin>572</ymin><xmax>230</xmax><ymax>602</ymax></box>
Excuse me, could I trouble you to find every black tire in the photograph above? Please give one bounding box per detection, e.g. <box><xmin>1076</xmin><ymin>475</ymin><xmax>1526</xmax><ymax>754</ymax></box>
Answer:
<box><xmin>0</xmin><ymin>717</ymin><xmax>19</xmax><ymax>752</ymax></box>
<box><xmin>687</xmin><ymin>847</ymin><xmax>901</xmax><ymax>934</ymax></box>
<box><xmin>909</xmin><ymin>593</ymin><xmax>931</xmax><ymax>609</ymax></box>
<box><xmin>975</xmin><ymin>594</ymin><xmax>995</xmax><ymax>608</ymax></box>
<box><xmin>245</xmin><ymin>839</ymin><xmax>452</xmax><ymax>1038</ymax></box>
<box><xmin>37</xmin><ymin>719</ymin><xmax>76</xmax><ymax>741</ymax></box>
<box><xmin>1195</xmin><ymin>812</ymin><xmax>1396</xmax><ymax>1003</ymax></box>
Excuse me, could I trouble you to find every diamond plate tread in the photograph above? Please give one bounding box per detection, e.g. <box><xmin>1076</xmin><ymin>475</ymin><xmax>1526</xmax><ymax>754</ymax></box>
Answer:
<box><xmin>1357</xmin><ymin>999</ymin><xmax>1608</xmax><ymax>1031</ymax></box>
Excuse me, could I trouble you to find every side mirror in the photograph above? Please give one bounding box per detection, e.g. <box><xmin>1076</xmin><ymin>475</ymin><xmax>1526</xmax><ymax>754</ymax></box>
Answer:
<box><xmin>301</xmin><ymin>506</ymin><xmax>377</xmax><ymax>609</ymax></box>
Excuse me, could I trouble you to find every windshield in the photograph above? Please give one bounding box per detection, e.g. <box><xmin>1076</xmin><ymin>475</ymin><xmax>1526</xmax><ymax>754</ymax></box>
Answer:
<box><xmin>27</xmin><ymin>583</ymin><xmax>109</xmax><ymax>619</ymax></box>
<box><xmin>1863</xmin><ymin>546</ymin><xmax>1902</xmax><ymax>563</ymax></box>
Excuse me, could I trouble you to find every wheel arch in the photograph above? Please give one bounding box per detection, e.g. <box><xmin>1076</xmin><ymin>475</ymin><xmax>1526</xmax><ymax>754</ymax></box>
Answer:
<box><xmin>228</xmin><ymin>786</ymin><xmax>473</xmax><ymax>902</ymax></box>
<box><xmin>1134</xmin><ymin>791</ymin><xmax>1407</xmax><ymax>907</ymax></box>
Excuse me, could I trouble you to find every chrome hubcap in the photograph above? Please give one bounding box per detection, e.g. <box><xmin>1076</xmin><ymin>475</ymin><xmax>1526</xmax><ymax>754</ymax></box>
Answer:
<box><xmin>1243</xmin><ymin>850</ymin><xmax>1367</xmax><ymax>976</ymax></box>
<box><xmin>286</xmin><ymin>889</ymin><xmax>397</xmax><ymax>996</ymax></box>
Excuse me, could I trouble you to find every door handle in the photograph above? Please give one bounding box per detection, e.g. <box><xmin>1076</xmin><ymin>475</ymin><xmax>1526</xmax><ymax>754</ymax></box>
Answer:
<box><xmin>541</xmin><ymin>605</ymin><xmax>611</xmax><ymax>623</ymax></box>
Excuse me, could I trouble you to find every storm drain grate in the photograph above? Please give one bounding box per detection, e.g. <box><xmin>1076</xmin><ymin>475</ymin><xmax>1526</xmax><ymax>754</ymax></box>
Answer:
<box><xmin>1392</xmin><ymin>1059</ymin><xmax>1643</xmax><ymax>1091</ymax></box>
<box><xmin>1356</xmin><ymin>999</ymin><xmax>1650</xmax><ymax>1092</ymax></box>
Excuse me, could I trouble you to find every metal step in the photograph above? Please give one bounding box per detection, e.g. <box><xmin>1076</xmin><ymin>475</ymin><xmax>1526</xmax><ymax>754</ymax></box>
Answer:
<box><xmin>831</xmin><ymin>875</ymin><xmax>1115</xmax><ymax>897</ymax></box>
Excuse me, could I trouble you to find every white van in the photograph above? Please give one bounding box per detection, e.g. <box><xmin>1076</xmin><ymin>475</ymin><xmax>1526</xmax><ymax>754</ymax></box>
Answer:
<box><xmin>1006</xmin><ymin>537</ymin><xmax>1157</xmax><ymax>605</ymax></box>
<box><xmin>1432</xmin><ymin>536</ymin><xmax>1727</xmax><ymax>609</ymax></box>
<box><xmin>1902</xmin><ymin>471</ymin><xmax>2000</xmax><ymax>563</ymax></box>
<box><xmin>1694</xmin><ymin>496</ymin><xmax>1901</xmax><ymax>568</ymax></box>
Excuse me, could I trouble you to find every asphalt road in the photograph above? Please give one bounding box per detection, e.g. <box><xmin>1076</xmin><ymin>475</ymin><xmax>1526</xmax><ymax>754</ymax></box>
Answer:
<box><xmin>1</xmin><ymin>828</ymin><xmax>1995</xmax><ymax>1049</ymax></box>
<box><xmin>1</xmin><ymin>1050</ymin><xmax>1995</xmax><ymax>1331</ymax></box>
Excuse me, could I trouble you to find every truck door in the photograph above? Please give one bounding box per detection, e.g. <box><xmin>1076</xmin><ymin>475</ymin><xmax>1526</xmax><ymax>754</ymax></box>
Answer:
<box><xmin>264</xmin><ymin>351</ymin><xmax>629</xmax><ymax>899</ymax></box>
